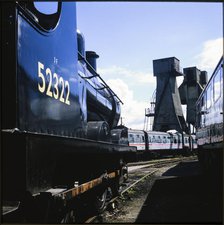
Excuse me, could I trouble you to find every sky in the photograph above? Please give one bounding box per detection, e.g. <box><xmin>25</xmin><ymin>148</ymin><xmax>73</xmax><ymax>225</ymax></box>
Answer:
<box><xmin>76</xmin><ymin>2</ymin><xmax>223</xmax><ymax>130</ymax></box>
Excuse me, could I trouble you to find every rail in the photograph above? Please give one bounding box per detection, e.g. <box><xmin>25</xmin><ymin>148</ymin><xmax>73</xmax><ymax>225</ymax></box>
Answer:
<box><xmin>85</xmin><ymin>156</ymin><xmax>197</xmax><ymax>223</ymax></box>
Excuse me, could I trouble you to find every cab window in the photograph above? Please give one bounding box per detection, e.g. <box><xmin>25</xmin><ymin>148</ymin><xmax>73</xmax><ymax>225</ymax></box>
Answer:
<box><xmin>206</xmin><ymin>84</ymin><xmax>212</xmax><ymax>109</ymax></box>
<box><xmin>34</xmin><ymin>2</ymin><xmax>58</xmax><ymax>15</ymax></box>
<box><xmin>157</xmin><ymin>136</ymin><xmax>162</xmax><ymax>143</ymax></box>
<box><xmin>18</xmin><ymin>2</ymin><xmax>61</xmax><ymax>31</ymax></box>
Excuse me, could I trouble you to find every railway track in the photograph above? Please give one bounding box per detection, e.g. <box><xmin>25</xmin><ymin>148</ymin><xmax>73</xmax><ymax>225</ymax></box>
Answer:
<box><xmin>84</xmin><ymin>156</ymin><xmax>196</xmax><ymax>223</ymax></box>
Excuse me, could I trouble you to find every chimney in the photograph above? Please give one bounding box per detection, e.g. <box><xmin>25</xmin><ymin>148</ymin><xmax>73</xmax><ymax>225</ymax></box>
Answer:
<box><xmin>86</xmin><ymin>51</ymin><xmax>99</xmax><ymax>72</ymax></box>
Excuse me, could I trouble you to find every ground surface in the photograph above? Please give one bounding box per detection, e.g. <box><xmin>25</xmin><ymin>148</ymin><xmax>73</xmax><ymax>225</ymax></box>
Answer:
<box><xmin>99</xmin><ymin>158</ymin><xmax>223</xmax><ymax>224</ymax></box>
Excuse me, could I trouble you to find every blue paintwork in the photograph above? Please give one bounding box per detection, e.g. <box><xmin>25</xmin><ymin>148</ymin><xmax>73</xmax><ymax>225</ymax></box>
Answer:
<box><xmin>16</xmin><ymin>2</ymin><xmax>121</xmax><ymax>138</ymax></box>
<box><xmin>196</xmin><ymin>56</ymin><xmax>223</xmax><ymax>147</ymax></box>
<box><xmin>17</xmin><ymin>2</ymin><xmax>84</xmax><ymax>137</ymax></box>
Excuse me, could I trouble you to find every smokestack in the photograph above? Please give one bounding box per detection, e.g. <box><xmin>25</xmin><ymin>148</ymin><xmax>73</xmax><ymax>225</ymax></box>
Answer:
<box><xmin>86</xmin><ymin>51</ymin><xmax>99</xmax><ymax>72</ymax></box>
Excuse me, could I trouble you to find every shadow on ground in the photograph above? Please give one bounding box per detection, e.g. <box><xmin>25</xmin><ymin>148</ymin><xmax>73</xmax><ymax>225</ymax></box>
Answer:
<box><xmin>136</xmin><ymin>161</ymin><xmax>223</xmax><ymax>224</ymax></box>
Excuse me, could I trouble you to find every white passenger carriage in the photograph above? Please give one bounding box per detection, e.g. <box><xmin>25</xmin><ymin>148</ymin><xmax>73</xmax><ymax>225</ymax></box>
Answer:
<box><xmin>127</xmin><ymin>128</ymin><xmax>194</xmax><ymax>158</ymax></box>
<box><xmin>147</xmin><ymin>131</ymin><xmax>171</xmax><ymax>151</ymax></box>
<box><xmin>128</xmin><ymin>129</ymin><xmax>146</xmax><ymax>151</ymax></box>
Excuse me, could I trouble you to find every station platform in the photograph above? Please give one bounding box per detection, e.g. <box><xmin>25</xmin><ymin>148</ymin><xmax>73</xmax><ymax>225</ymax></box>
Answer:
<box><xmin>136</xmin><ymin>160</ymin><xmax>223</xmax><ymax>224</ymax></box>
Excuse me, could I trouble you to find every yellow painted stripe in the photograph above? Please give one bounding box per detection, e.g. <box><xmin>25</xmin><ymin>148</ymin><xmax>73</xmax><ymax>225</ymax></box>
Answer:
<box><xmin>60</xmin><ymin>170</ymin><xmax>120</xmax><ymax>200</ymax></box>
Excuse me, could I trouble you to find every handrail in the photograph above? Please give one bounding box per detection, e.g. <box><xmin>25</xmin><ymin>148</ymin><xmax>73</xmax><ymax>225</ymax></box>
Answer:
<box><xmin>78</xmin><ymin>52</ymin><xmax>123</xmax><ymax>104</ymax></box>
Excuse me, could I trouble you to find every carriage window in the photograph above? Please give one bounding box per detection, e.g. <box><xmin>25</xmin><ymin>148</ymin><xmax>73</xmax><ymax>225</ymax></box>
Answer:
<box><xmin>152</xmin><ymin>136</ymin><xmax>156</xmax><ymax>143</ymax></box>
<box><xmin>174</xmin><ymin>138</ymin><xmax>177</xmax><ymax>144</ymax></box>
<box><xmin>166</xmin><ymin>137</ymin><xmax>170</xmax><ymax>143</ymax></box>
<box><xmin>136</xmin><ymin>135</ymin><xmax>140</xmax><ymax>142</ymax></box>
<box><xmin>201</xmin><ymin>95</ymin><xmax>206</xmax><ymax>111</ymax></box>
<box><xmin>214</xmin><ymin>69</ymin><xmax>221</xmax><ymax>102</ymax></box>
<box><xmin>199</xmin><ymin>94</ymin><xmax>206</xmax><ymax>127</ymax></box>
<box><xmin>221</xmin><ymin>65</ymin><xmax>223</xmax><ymax>92</ymax></box>
<box><xmin>163</xmin><ymin>136</ymin><xmax>167</xmax><ymax>143</ymax></box>
<box><xmin>128</xmin><ymin>134</ymin><xmax>134</xmax><ymax>143</ymax></box>
<box><xmin>142</xmin><ymin>136</ymin><xmax>145</xmax><ymax>142</ymax></box>
<box><xmin>206</xmin><ymin>84</ymin><xmax>212</xmax><ymax>109</ymax></box>
<box><xmin>158</xmin><ymin>136</ymin><xmax>162</xmax><ymax>143</ymax></box>
<box><xmin>148</xmin><ymin>136</ymin><xmax>151</xmax><ymax>143</ymax></box>
<box><xmin>210</xmin><ymin>83</ymin><xmax>213</xmax><ymax>107</ymax></box>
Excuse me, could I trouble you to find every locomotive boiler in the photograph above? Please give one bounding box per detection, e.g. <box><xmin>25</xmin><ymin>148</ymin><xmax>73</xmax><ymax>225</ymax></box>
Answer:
<box><xmin>1</xmin><ymin>2</ymin><xmax>136</xmax><ymax>223</ymax></box>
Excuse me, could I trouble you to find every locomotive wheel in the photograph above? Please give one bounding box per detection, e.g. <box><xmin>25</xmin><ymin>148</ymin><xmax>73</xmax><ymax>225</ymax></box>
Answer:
<box><xmin>93</xmin><ymin>188</ymin><xmax>108</xmax><ymax>214</ymax></box>
<box><xmin>110</xmin><ymin>176</ymin><xmax>120</xmax><ymax>197</ymax></box>
<box><xmin>119</xmin><ymin>159</ymin><xmax>128</xmax><ymax>184</ymax></box>
<box><xmin>61</xmin><ymin>209</ymin><xmax>76</xmax><ymax>223</ymax></box>
<box><xmin>110</xmin><ymin>160</ymin><xmax>128</xmax><ymax>196</ymax></box>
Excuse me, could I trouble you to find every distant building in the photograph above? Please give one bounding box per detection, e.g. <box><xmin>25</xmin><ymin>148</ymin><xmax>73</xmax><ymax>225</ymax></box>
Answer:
<box><xmin>179</xmin><ymin>67</ymin><xmax>208</xmax><ymax>128</ymax></box>
<box><xmin>152</xmin><ymin>57</ymin><xmax>188</xmax><ymax>134</ymax></box>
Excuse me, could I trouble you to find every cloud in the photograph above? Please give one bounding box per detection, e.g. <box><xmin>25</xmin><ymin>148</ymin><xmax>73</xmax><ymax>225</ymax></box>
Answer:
<box><xmin>195</xmin><ymin>37</ymin><xmax>223</xmax><ymax>73</ymax></box>
<box><xmin>98</xmin><ymin>65</ymin><xmax>156</xmax><ymax>85</ymax></box>
<box><xmin>103</xmin><ymin>66</ymin><xmax>185</xmax><ymax>130</ymax></box>
<box><xmin>106</xmin><ymin>78</ymin><xmax>149</xmax><ymax>129</ymax></box>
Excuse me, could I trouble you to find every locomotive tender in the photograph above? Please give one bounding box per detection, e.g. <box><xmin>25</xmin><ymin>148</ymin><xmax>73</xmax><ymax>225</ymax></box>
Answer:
<box><xmin>196</xmin><ymin>56</ymin><xmax>223</xmax><ymax>172</ymax></box>
<box><xmin>1</xmin><ymin>2</ymin><xmax>136</xmax><ymax>222</ymax></box>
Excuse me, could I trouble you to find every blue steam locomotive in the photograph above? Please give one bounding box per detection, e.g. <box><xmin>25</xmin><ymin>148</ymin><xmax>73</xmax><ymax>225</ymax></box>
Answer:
<box><xmin>1</xmin><ymin>2</ymin><xmax>136</xmax><ymax>223</ymax></box>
